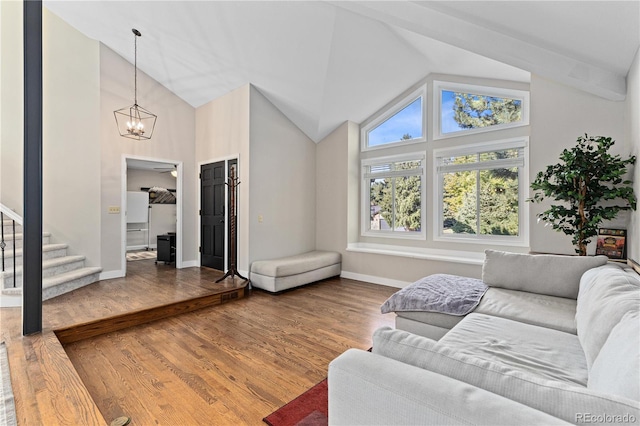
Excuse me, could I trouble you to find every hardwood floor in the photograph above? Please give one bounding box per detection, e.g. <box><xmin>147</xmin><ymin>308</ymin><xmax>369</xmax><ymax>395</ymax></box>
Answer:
<box><xmin>0</xmin><ymin>259</ymin><xmax>397</xmax><ymax>425</ymax></box>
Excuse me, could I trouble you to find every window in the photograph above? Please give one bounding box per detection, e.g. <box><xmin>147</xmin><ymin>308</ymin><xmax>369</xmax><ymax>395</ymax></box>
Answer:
<box><xmin>434</xmin><ymin>81</ymin><xmax>529</xmax><ymax>139</ymax></box>
<box><xmin>362</xmin><ymin>86</ymin><xmax>426</xmax><ymax>150</ymax></box>
<box><xmin>363</xmin><ymin>154</ymin><xmax>425</xmax><ymax>238</ymax></box>
<box><xmin>434</xmin><ymin>138</ymin><xmax>528</xmax><ymax>244</ymax></box>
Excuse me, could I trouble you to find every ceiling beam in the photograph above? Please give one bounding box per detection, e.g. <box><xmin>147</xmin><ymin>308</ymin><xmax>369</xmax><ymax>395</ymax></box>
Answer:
<box><xmin>332</xmin><ymin>1</ymin><xmax>626</xmax><ymax>101</ymax></box>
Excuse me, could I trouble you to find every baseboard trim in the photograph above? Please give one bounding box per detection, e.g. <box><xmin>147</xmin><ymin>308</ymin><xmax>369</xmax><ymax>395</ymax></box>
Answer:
<box><xmin>340</xmin><ymin>270</ymin><xmax>410</xmax><ymax>289</ymax></box>
<box><xmin>99</xmin><ymin>270</ymin><xmax>124</xmax><ymax>281</ymax></box>
<box><xmin>180</xmin><ymin>260</ymin><xmax>199</xmax><ymax>268</ymax></box>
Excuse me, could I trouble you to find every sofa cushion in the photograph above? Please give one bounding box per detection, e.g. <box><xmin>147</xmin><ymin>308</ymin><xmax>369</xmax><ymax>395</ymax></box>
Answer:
<box><xmin>439</xmin><ymin>313</ymin><xmax>588</xmax><ymax>386</ymax></box>
<box><xmin>395</xmin><ymin>310</ymin><xmax>464</xmax><ymax>332</ymax></box>
<box><xmin>372</xmin><ymin>327</ymin><xmax>640</xmax><ymax>424</ymax></box>
<box><xmin>588</xmin><ymin>310</ymin><xmax>640</xmax><ymax>401</ymax></box>
<box><xmin>576</xmin><ymin>263</ymin><xmax>640</xmax><ymax>368</ymax></box>
<box><xmin>475</xmin><ymin>288</ymin><xmax>577</xmax><ymax>334</ymax></box>
<box><xmin>482</xmin><ymin>250</ymin><xmax>607</xmax><ymax>299</ymax></box>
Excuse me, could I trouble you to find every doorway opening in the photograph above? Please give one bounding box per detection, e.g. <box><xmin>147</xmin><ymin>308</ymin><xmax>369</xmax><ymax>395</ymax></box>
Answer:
<box><xmin>123</xmin><ymin>157</ymin><xmax>183</xmax><ymax>275</ymax></box>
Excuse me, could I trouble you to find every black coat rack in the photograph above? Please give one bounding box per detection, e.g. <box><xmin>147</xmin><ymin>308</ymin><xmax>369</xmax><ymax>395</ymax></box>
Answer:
<box><xmin>216</xmin><ymin>165</ymin><xmax>247</xmax><ymax>283</ymax></box>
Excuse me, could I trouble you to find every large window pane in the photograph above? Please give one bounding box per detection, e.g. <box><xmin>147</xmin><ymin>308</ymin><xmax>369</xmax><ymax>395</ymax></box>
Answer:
<box><xmin>395</xmin><ymin>176</ymin><xmax>421</xmax><ymax>232</ymax></box>
<box><xmin>441</xmin><ymin>90</ymin><xmax>522</xmax><ymax>135</ymax></box>
<box><xmin>370</xmin><ymin>178</ymin><xmax>392</xmax><ymax>231</ymax></box>
<box><xmin>442</xmin><ymin>170</ymin><xmax>477</xmax><ymax>235</ymax></box>
<box><xmin>368</xmin><ymin>97</ymin><xmax>423</xmax><ymax>147</ymax></box>
<box><xmin>479</xmin><ymin>168</ymin><xmax>519</xmax><ymax>236</ymax></box>
<box><xmin>368</xmin><ymin>171</ymin><xmax>422</xmax><ymax>234</ymax></box>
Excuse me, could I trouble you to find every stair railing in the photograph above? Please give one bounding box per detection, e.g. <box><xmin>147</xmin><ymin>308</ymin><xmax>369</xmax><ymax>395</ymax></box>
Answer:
<box><xmin>0</xmin><ymin>203</ymin><xmax>22</xmax><ymax>288</ymax></box>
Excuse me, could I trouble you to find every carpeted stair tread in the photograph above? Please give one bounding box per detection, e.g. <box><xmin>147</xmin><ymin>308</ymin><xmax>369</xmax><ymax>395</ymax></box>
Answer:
<box><xmin>42</xmin><ymin>267</ymin><xmax>102</xmax><ymax>288</ymax></box>
<box><xmin>3</xmin><ymin>243</ymin><xmax>69</xmax><ymax>258</ymax></box>
<box><xmin>4</xmin><ymin>232</ymin><xmax>51</xmax><ymax>241</ymax></box>
<box><xmin>2</xmin><ymin>255</ymin><xmax>86</xmax><ymax>278</ymax></box>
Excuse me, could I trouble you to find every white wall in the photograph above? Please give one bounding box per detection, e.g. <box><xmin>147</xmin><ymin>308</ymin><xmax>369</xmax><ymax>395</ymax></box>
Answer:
<box><xmin>42</xmin><ymin>9</ymin><xmax>101</xmax><ymax>266</ymax></box>
<box><xmin>100</xmin><ymin>44</ymin><xmax>196</xmax><ymax>275</ymax></box>
<box><xmin>529</xmin><ymin>74</ymin><xmax>628</xmax><ymax>255</ymax></box>
<box><xmin>0</xmin><ymin>1</ymin><xmax>23</xmax><ymax>213</ymax></box>
<box><xmin>626</xmin><ymin>47</ymin><xmax>640</xmax><ymax>265</ymax></box>
<box><xmin>249</xmin><ymin>86</ymin><xmax>316</xmax><ymax>262</ymax></box>
<box><xmin>195</xmin><ymin>84</ymin><xmax>250</xmax><ymax>272</ymax></box>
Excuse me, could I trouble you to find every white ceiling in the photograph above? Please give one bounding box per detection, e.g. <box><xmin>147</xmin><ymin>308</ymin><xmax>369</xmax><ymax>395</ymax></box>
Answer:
<box><xmin>43</xmin><ymin>1</ymin><xmax>640</xmax><ymax>143</ymax></box>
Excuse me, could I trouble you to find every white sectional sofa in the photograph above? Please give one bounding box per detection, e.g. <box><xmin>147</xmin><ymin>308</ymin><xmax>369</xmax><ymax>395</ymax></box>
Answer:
<box><xmin>328</xmin><ymin>250</ymin><xmax>640</xmax><ymax>425</ymax></box>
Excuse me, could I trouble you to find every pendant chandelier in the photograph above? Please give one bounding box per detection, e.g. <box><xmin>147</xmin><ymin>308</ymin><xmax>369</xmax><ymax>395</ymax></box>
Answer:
<box><xmin>114</xmin><ymin>28</ymin><xmax>157</xmax><ymax>141</ymax></box>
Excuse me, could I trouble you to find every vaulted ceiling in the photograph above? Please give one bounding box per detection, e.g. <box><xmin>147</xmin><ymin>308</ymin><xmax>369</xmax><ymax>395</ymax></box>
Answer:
<box><xmin>44</xmin><ymin>1</ymin><xmax>639</xmax><ymax>143</ymax></box>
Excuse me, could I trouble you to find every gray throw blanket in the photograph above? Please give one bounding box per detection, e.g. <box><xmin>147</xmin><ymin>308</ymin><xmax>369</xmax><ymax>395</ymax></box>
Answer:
<box><xmin>381</xmin><ymin>274</ymin><xmax>488</xmax><ymax>316</ymax></box>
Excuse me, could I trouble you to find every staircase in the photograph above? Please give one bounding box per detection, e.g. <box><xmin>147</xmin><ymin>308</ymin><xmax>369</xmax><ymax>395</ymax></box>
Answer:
<box><xmin>1</xmin><ymin>218</ymin><xmax>102</xmax><ymax>308</ymax></box>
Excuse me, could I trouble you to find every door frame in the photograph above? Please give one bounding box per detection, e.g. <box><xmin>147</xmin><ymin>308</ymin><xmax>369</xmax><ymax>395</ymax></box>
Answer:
<box><xmin>121</xmin><ymin>155</ymin><xmax>184</xmax><ymax>275</ymax></box>
<box><xmin>197</xmin><ymin>154</ymin><xmax>240</xmax><ymax>269</ymax></box>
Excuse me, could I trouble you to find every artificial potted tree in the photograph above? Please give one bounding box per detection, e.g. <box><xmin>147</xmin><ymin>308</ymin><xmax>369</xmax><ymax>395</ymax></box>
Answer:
<box><xmin>529</xmin><ymin>134</ymin><xmax>636</xmax><ymax>256</ymax></box>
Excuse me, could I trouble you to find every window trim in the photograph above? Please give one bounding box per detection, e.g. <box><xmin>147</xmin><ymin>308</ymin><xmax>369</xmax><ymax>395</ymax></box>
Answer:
<box><xmin>362</xmin><ymin>152</ymin><xmax>426</xmax><ymax>240</ymax></box>
<box><xmin>361</xmin><ymin>85</ymin><xmax>427</xmax><ymax>152</ymax></box>
<box><xmin>433</xmin><ymin>81</ymin><xmax>530</xmax><ymax>140</ymax></box>
<box><xmin>432</xmin><ymin>137</ymin><xmax>529</xmax><ymax>246</ymax></box>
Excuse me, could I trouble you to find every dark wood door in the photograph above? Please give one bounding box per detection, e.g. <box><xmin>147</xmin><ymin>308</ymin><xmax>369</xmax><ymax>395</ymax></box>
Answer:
<box><xmin>201</xmin><ymin>161</ymin><xmax>226</xmax><ymax>270</ymax></box>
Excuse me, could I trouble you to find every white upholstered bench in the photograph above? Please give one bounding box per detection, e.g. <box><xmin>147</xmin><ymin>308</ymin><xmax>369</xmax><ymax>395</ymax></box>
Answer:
<box><xmin>249</xmin><ymin>250</ymin><xmax>342</xmax><ymax>292</ymax></box>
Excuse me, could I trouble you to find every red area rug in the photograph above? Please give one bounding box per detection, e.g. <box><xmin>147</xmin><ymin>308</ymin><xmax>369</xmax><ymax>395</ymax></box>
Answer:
<box><xmin>263</xmin><ymin>379</ymin><xmax>328</xmax><ymax>426</ymax></box>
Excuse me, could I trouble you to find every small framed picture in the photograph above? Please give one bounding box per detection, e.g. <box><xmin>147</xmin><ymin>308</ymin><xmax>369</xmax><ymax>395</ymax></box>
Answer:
<box><xmin>595</xmin><ymin>228</ymin><xmax>627</xmax><ymax>260</ymax></box>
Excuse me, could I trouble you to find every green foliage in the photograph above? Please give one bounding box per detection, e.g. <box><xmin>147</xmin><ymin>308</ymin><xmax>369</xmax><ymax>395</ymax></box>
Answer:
<box><xmin>529</xmin><ymin>135</ymin><xmax>636</xmax><ymax>256</ymax></box>
<box><xmin>370</xmin><ymin>173</ymin><xmax>421</xmax><ymax>232</ymax></box>
<box><xmin>454</xmin><ymin>93</ymin><xmax>521</xmax><ymax>129</ymax></box>
<box><xmin>443</xmin><ymin>168</ymin><xmax>519</xmax><ymax>236</ymax></box>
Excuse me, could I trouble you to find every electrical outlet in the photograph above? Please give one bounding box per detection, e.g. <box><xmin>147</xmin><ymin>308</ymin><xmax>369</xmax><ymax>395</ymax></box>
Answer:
<box><xmin>258</xmin><ymin>215</ymin><xmax>263</xmax><ymax>223</ymax></box>
<box><xmin>108</xmin><ymin>206</ymin><xmax>120</xmax><ymax>214</ymax></box>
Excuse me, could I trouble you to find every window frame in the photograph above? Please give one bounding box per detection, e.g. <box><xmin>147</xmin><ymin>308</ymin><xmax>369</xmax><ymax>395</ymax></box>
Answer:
<box><xmin>362</xmin><ymin>152</ymin><xmax>426</xmax><ymax>240</ymax></box>
<box><xmin>361</xmin><ymin>85</ymin><xmax>427</xmax><ymax>152</ymax></box>
<box><xmin>433</xmin><ymin>81</ymin><xmax>530</xmax><ymax>140</ymax></box>
<box><xmin>433</xmin><ymin>137</ymin><xmax>529</xmax><ymax>246</ymax></box>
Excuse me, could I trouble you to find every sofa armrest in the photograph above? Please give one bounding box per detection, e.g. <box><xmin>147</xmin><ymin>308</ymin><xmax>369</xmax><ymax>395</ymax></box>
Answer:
<box><xmin>328</xmin><ymin>349</ymin><xmax>570</xmax><ymax>426</ymax></box>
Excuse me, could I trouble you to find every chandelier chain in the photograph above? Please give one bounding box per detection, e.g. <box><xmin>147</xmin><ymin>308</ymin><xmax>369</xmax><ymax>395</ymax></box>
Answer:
<box><xmin>134</xmin><ymin>32</ymin><xmax>138</xmax><ymax>106</ymax></box>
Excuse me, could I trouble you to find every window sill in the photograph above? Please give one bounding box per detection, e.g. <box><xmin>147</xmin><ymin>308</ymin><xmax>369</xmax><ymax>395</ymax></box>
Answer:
<box><xmin>346</xmin><ymin>242</ymin><xmax>486</xmax><ymax>265</ymax></box>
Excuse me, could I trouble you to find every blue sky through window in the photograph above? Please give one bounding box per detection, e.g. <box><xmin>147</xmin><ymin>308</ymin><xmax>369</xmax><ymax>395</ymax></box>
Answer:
<box><xmin>368</xmin><ymin>97</ymin><xmax>422</xmax><ymax>147</ymax></box>
<box><xmin>441</xmin><ymin>90</ymin><xmax>461</xmax><ymax>134</ymax></box>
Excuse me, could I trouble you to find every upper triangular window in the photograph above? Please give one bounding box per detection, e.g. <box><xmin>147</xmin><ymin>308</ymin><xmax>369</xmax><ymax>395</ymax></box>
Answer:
<box><xmin>363</xmin><ymin>87</ymin><xmax>426</xmax><ymax>150</ymax></box>
<box><xmin>435</xmin><ymin>81</ymin><xmax>529</xmax><ymax>139</ymax></box>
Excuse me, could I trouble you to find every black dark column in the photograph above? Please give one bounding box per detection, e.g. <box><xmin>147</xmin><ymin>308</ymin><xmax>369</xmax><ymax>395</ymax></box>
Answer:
<box><xmin>22</xmin><ymin>0</ymin><xmax>43</xmax><ymax>335</ymax></box>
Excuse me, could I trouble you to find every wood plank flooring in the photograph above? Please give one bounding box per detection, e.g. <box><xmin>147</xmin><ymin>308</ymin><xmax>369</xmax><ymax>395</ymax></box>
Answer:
<box><xmin>0</xmin><ymin>259</ymin><xmax>397</xmax><ymax>425</ymax></box>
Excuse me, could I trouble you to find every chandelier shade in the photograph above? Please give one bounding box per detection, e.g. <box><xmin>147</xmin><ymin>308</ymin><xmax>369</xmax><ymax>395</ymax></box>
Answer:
<box><xmin>114</xmin><ymin>28</ymin><xmax>157</xmax><ymax>141</ymax></box>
